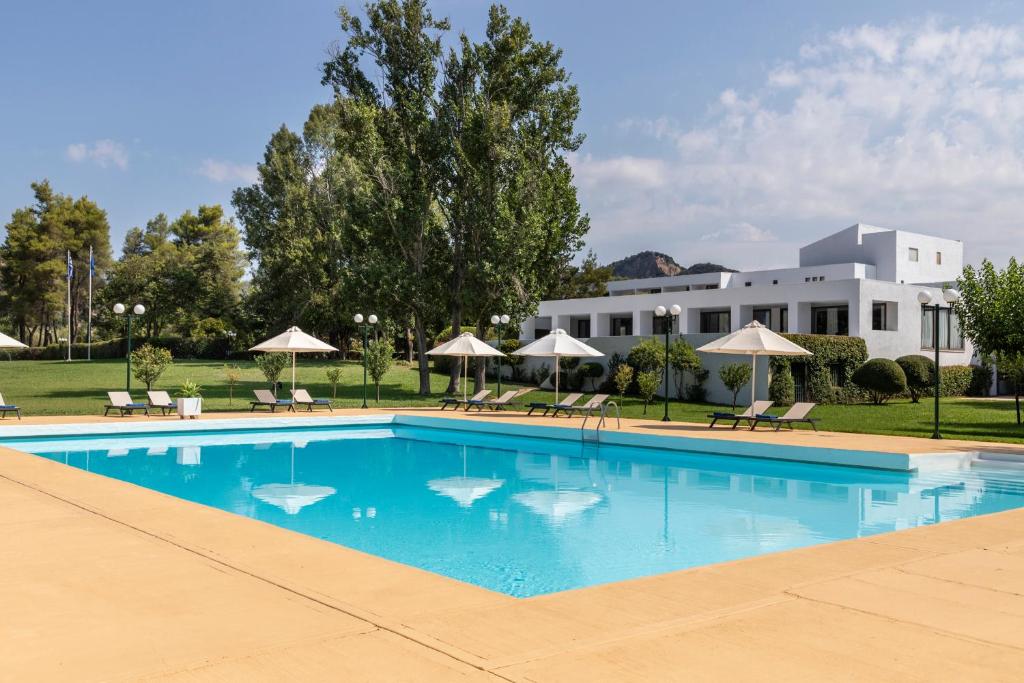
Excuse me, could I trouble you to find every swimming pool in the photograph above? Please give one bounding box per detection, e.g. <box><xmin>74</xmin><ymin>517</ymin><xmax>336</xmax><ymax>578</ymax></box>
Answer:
<box><xmin>4</xmin><ymin>419</ymin><xmax>1024</xmax><ymax>597</ymax></box>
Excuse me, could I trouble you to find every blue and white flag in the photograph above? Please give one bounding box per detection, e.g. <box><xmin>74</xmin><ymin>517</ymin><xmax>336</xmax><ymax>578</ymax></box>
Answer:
<box><xmin>66</xmin><ymin>251</ymin><xmax>73</xmax><ymax>281</ymax></box>
<box><xmin>89</xmin><ymin>249</ymin><xmax>95</xmax><ymax>276</ymax></box>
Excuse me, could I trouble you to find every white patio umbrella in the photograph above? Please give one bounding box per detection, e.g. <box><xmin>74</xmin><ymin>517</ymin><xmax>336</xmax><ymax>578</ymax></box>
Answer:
<box><xmin>0</xmin><ymin>331</ymin><xmax>27</xmax><ymax>350</ymax></box>
<box><xmin>426</xmin><ymin>332</ymin><xmax>505</xmax><ymax>402</ymax></box>
<box><xmin>249</xmin><ymin>326</ymin><xmax>338</xmax><ymax>393</ymax></box>
<box><xmin>696</xmin><ymin>321</ymin><xmax>811</xmax><ymax>410</ymax></box>
<box><xmin>512</xmin><ymin>329</ymin><xmax>603</xmax><ymax>403</ymax></box>
<box><xmin>252</xmin><ymin>440</ymin><xmax>336</xmax><ymax>515</ymax></box>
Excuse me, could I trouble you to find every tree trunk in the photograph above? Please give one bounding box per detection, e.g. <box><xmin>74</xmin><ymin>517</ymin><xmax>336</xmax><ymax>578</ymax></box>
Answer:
<box><xmin>405</xmin><ymin>327</ymin><xmax>414</xmax><ymax>362</ymax></box>
<box><xmin>446</xmin><ymin>302</ymin><xmax>463</xmax><ymax>395</ymax></box>
<box><xmin>413</xmin><ymin>311</ymin><xmax>432</xmax><ymax>396</ymax></box>
<box><xmin>473</xmin><ymin>320</ymin><xmax>486</xmax><ymax>393</ymax></box>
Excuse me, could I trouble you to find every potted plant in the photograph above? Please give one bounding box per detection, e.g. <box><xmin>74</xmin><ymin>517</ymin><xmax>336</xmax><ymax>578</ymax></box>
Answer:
<box><xmin>177</xmin><ymin>379</ymin><xmax>203</xmax><ymax>419</ymax></box>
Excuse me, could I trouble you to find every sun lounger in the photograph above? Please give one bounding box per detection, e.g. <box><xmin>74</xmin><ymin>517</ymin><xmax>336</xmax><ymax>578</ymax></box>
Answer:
<box><xmin>551</xmin><ymin>394</ymin><xmax>610</xmax><ymax>418</ymax></box>
<box><xmin>0</xmin><ymin>392</ymin><xmax>20</xmax><ymax>420</ymax></box>
<box><xmin>147</xmin><ymin>390</ymin><xmax>176</xmax><ymax>416</ymax></box>
<box><xmin>105</xmin><ymin>391</ymin><xmax>150</xmax><ymax>417</ymax></box>
<box><xmin>250</xmin><ymin>389</ymin><xmax>296</xmax><ymax>412</ymax></box>
<box><xmin>292</xmin><ymin>388</ymin><xmax>333</xmax><ymax>412</ymax></box>
<box><xmin>706</xmin><ymin>400</ymin><xmax>773</xmax><ymax>429</ymax></box>
<box><xmin>439</xmin><ymin>389</ymin><xmax>490</xmax><ymax>411</ymax></box>
<box><xmin>467</xmin><ymin>388</ymin><xmax>535</xmax><ymax>411</ymax></box>
<box><xmin>748</xmin><ymin>402</ymin><xmax>819</xmax><ymax>431</ymax></box>
<box><xmin>527</xmin><ymin>393</ymin><xmax>583</xmax><ymax>416</ymax></box>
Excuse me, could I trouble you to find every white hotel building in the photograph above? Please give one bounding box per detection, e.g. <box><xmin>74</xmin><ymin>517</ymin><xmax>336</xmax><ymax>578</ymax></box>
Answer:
<box><xmin>520</xmin><ymin>224</ymin><xmax>973</xmax><ymax>402</ymax></box>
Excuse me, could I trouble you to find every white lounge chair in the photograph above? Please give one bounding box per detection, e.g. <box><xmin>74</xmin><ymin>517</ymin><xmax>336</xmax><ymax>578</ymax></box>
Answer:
<box><xmin>292</xmin><ymin>388</ymin><xmax>333</xmax><ymax>412</ymax></box>
<box><xmin>105</xmin><ymin>391</ymin><xmax>149</xmax><ymax>417</ymax></box>
<box><xmin>707</xmin><ymin>401</ymin><xmax>773</xmax><ymax>429</ymax></box>
<box><xmin>527</xmin><ymin>393</ymin><xmax>584</xmax><ymax>416</ymax></box>
<box><xmin>467</xmin><ymin>388</ymin><xmax>535</xmax><ymax>411</ymax></box>
<box><xmin>439</xmin><ymin>389</ymin><xmax>490</xmax><ymax>411</ymax></box>
<box><xmin>250</xmin><ymin>389</ymin><xmax>295</xmax><ymax>412</ymax></box>
<box><xmin>0</xmin><ymin>392</ymin><xmax>20</xmax><ymax>420</ymax></box>
<box><xmin>147</xmin><ymin>390</ymin><xmax>176</xmax><ymax>416</ymax></box>
<box><xmin>748</xmin><ymin>402</ymin><xmax>819</xmax><ymax>431</ymax></box>
<box><xmin>552</xmin><ymin>394</ymin><xmax>610</xmax><ymax>418</ymax></box>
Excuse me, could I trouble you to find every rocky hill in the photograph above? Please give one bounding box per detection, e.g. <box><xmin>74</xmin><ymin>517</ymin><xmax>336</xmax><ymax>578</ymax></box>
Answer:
<box><xmin>608</xmin><ymin>251</ymin><xmax>735</xmax><ymax>279</ymax></box>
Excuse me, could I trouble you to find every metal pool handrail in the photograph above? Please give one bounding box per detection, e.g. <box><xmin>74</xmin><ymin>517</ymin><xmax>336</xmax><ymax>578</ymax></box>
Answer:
<box><xmin>581</xmin><ymin>401</ymin><xmax>621</xmax><ymax>433</ymax></box>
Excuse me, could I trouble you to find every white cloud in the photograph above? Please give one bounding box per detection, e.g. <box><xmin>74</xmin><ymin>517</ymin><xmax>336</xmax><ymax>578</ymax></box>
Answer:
<box><xmin>65</xmin><ymin>139</ymin><xmax>128</xmax><ymax>169</ymax></box>
<box><xmin>197</xmin><ymin>159</ymin><xmax>258</xmax><ymax>184</ymax></box>
<box><xmin>574</xmin><ymin>19</ymin><xmax>1024</xmax><ymax>269</ymax></box>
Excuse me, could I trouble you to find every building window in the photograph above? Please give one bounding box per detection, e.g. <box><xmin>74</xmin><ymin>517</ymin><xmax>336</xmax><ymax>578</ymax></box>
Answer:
<box><xmin>780</xmin><ymin>308</ymin><xmax>789</xmax><ymax>333</ymax></box>
<box><xmin>909</xmin><ymin>247</ymin><xmax>919</xmax><ymax>262</ymax></box>
<box><xmin>700</xmin><ymin>310</ymin><xmax>731</xmax><ymax>334</ymax></box>
<box><xmin>705</xmin><ymin>284</ymin><xmax>719</xmax><ymax>290</ymax></box>
<box><xmin>811</xmin><ymin>306</ymin><xmax>849</xmax><ymax>335</ymax></box>
<box><xmin>744</xmin><ymin>282</ymin><xmax>752</xmax><ymax>287</ymax></box>
<box><xmin>872</xmin><ymin>302</ymin><xmax>888</xmax><ymax>331</ymax></box>
<box><xmin>610</xmin><ymin>315</ymin><xmax>633</xmax><ymax>336</ymax></box>
<box><xmin>921</xmin><ymin>308</ymin><xmax>964</xmax><ymax>351</ymax></box>
<box><xmin>772</xmin><ymin>279</ymin><xmax>778</xmax><ymax>285</ymax></box>
<box><xmin>753</xmin><ymin>308</ymin><xmax>771</xmax><ymax>328</ymax></box>
<box><xmin>652</xmin><ymin>313</ymin><xmax>672</xmax><ymax>335</ymax></box>
<box><xmin>534</xmin><ymin>317</ymin><xmax>551</xmax><ymax>339</ymax></box>
<box><xmin>936</xmin><ymin>251</ymin><xmax>942</xmax><ymax>265</ymax></box>
<box><xmin>572</xmin><ymin>317</ymin><xmax>591</xmax><ymax>338</ymax></box>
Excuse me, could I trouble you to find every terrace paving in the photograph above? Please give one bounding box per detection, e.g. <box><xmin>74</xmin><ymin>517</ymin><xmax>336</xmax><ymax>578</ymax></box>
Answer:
<box><xmin>2</xmin><ymin>409</ymin><xmax>1024</xmax><ymax>680</ymax></box>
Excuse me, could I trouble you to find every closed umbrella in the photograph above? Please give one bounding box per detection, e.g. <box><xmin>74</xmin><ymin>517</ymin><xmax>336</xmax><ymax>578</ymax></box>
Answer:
<box><xmin>426</xmin><ymin>332</ymin><xmax>504</xmax><ymax>402</ymax></box>
<box><xmin>249</xmin><ymin>326</ymin><xmax>338</xmax><ymax>393</ymax></box>
<box><xmin>696</xmin><ymin>321</ymin><xmax>811</xmax><ymax>409</ymax></box>
<box><xmin>513</xmin><ymin>329</ymin><xmax>603</xmax><ymax>403</ymax></box>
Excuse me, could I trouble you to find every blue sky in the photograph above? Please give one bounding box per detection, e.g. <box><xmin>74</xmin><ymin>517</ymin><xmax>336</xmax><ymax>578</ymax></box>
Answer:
<box><xmin>3</xmin><ymin>0</ymin><xmax>1023</xmax><ymax>270</ymax></box>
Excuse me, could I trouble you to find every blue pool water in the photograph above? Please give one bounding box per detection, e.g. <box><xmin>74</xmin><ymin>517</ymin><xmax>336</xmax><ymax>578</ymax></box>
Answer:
<box><xmin>5</xmin><ymin>423</ymin><xmax>1024</xmax><ymax>597</ymax></box>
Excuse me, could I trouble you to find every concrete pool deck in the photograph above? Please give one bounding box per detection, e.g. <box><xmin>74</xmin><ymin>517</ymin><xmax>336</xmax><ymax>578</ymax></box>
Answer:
<box><xmin>3</xmin><ymin>410</ymin><xmax>1024</xmax><ymax>680</ymax></box>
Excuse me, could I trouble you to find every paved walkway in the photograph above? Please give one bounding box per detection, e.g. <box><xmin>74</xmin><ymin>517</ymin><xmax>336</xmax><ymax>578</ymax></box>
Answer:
<box><xmin>3</xmin><ymin>411</ymin><xmax>1024</xmax><ymax>680</ymax></box>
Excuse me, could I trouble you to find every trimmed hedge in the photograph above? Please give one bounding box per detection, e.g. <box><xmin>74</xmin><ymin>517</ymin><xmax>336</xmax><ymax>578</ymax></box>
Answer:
<box><xmin>8</xmin><ymin>338</ymin><xmax>126</xmax><ymax>361</ymax></box>
<box><xmin>896</xmin><ymin>355</ymin><xmax>934</xmax><ymax>402</ymax></box>
<box><xmin>852</xmin><ymin>358</ymin><xmax>908</xmax><ymax>404</ymax></box>
<box><xmin>771</xmin><ymin>334</ymin><xmax>868</xmax><ymax>404</ymax></box>
<box><xmin>940</xmin><ymin>365</ymin><xmax>974</xmax><ymax>397</ymax></box>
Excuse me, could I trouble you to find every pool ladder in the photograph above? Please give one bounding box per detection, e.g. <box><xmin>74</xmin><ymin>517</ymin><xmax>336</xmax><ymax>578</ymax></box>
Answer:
<box><xmin>580</xmin><ymin>401</ymin><xmax>620</xmax><ymax>442</ymax></box>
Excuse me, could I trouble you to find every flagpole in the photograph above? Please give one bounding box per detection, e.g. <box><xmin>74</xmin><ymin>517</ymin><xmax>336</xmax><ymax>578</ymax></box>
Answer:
<box><xmin>66</xmin><ymin>250</ymin><xmax>72</xmax><ymax>363</ymax></box>
<box><xmin>87</xmin><ymin>245</ymin><xmax>93</xmax><ymax>361</ymax></box>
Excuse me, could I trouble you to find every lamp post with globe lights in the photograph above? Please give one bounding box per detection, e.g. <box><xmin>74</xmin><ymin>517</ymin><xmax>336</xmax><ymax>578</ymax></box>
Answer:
<box><xmin>654</xmin><ymin>304</ymin><xmax>682</xmax><ymax>422</ymax></box>
<box><xmin>917</xmin><ymin>288</ymin><xmax>961</xmax><ymax>439</ymax></box>
<box><xmin>113</xmin><ymin>303</ymin><xmax>146</xmax><ymax>392</ymax></box>
<box><xmin>354</xmin><ymin>313</ymin><xmax>378</xmax><ymax>409</ymax></box>
<box><xmin>490</xmin><ymin>314</ymin><xmax>511</xmax><ymax>396</ymax></box>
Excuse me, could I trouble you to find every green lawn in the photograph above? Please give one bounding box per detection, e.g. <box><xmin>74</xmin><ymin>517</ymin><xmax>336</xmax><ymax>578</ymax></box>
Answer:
<box><xmin>0</xmin><ymin>359</ymin><xmax>1021</xmax><ymax>445</ymax></box>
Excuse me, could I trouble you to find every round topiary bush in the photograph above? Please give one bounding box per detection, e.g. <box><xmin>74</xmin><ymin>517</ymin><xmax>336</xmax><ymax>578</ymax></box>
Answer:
<box><xmin>896</xmin><ymin>354</ymin><xmax>934</xmax><ymax>403</ymax></box>
<box><xmin>852</xmin><ymin>358</ymin><xmax>908</xmax><ymax>405</ymax></box>
<box><xmin>579</xmin><ymin>362</ymin><xmax>604</xmax><ymax>391</ymax></box>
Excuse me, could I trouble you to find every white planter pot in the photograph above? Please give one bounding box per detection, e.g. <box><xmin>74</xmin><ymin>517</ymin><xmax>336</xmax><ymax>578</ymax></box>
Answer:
<box><xmin>177</xmin><ymin>397</ymin><xmax>202</xmax><ymax>419</ymax></box>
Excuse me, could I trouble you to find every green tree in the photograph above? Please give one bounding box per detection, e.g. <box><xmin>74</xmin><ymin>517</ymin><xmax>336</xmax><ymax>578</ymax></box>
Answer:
<box><xmin>223</xmin><ymin>365</ymin><xmax>242</xmax><ymax>404</ymax></box>
<box><xmin>627</xmin><ymin>338</ymin><xmax>666</xmax><ymax>374</ymax></box>
<box><xmin>130</xmin><ymin>344</ymin><xmax>173</xmax><ymax>390</ymax></box>
<box><xmin>254</xmin><ymin>353</ymin><xmax>289</xmax><ymax>395</ymax></box>
<box><xmin>365</xmin><ymin>338</ymin><xmax>395</xmax><ymax>401</ymax></box>
<box><xmin>0</xmin><ymin>181</ymin><xmax>113</xmax><ymax>346</ymax></box>
<box><xmin>613</xmin><ymin>364</ymin><xmax>633</xmax><ymax>400</ymax></box>
<box><xmin>326</xmin><ymin>366</ymin><xmax>344</xmax><ymax>398</ymax></box>
<box><xmin>548</xmin><ymin>250</ymin><xmax>614</xmax><ymax>300</ymax></box>
<box><xmin>636</xmin><ymin>370</ymin><xmax>660</xmax><ymax>414</ymax></box>
<box><xmin>956</xmin><ymin>258</ymin><xmax>1024</xmax><ymax>424</ymax></box>
<box><xmin>668</xmin><ymin>338</ymin><xmax>701</xmax><ymax>399</ymax></box>
<box><xmin>719</xmin><ymin>362</ymin><xmax>752</xmax><ymax>411</ymax></box>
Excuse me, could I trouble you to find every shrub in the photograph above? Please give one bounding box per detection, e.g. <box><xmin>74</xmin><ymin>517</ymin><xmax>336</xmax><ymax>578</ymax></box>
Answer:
<box><xmin>326</xmin><ymin>366</ymin><xmax>343</xmax><ymax>398</ymax></box>
<box><xmin>130</xmin><ymin>344</ymin><xmax>173</xmax><ymax>390</ymax></box>
<box><xmin>580</xmin><ymin>362</ymin><xmax>604</xmax><ymax>391</ymax></box>
<box><xmin>560</xmin><ymin>357</ymin><xmax>584</xmax><ymax>391</ymax></box>
<box><xmin>254</xmin><ymin>352</ymin><xmax>289</xmax><ymax>395</ymax></box>
<box><xmin>668</xmin><ymin>338</ymin><xmax>702</xmax><ymax>399</ymax></box>
<box><xmin>940</xmin><ymin>365</ymin><xmax>973</xmax><ymax>397</ymax></box>
<box><xmin>852</xmin><ymin>358</ymin><xmax>907</xmax><ymax>404</ymax></box>
<box><xmin>223</xmin><ymin>364</ymin><xmax>242</xmax><ymax>404</ymax></box>
<box><xmin>498</xmin><ymin>339</ymin><xmax>525</xmax><ymax>381</ymax></box>
<box><xmin>533</xmin><ymin>364</ymin><xmax>550</xmax><ymax>387</ymax></box>
<box><xmin>178</xmin><ymin>379</ymin><xmax>202</xmax><ymax>398</ymax></box>
<box><xmin>627</xmin><ymin>338</ymin><xmax>665</xmax><ymax>374</ymax></box>
<box><xmin>686</xmin><ymin>368</ymin><xmax>709</xmax><ymax>402</ymax></box>
<box><xmin>768</xmin><ymin>359</ymin><xmax>795</xmax><ymax>406</ymax></box>
<box><xmin>600</xmin><ymin>352</ymin><xmax>627</xmax><ymax>393</ymax></box>
<box><xmin>969</xmin><ymin>356</ymin><xmax>994</xmax><ymax>397</ymax></box>
<box><xmin>613</xmin><ymin>364</ymin><xmax>634</xmax><ymax>399</ymax></box>
<box><xmin>780</xmin><ymin>334</ymin><xmax>868</xmax><ymax>404</ymax></box>
<box><xmin>896</xmin><ymin>355</ymin><xmax>934</xmax><ymax>403</ymax></box>
<box><xmin>636</xmin><ymin>370</ymin><xmax>661</xmax><ymax>414</ymax></box>
<box><xmin>365</xmin><ymin>338</ymin><xmax>395</xmax><ymax>402</ymax></box>
<box><xmin>719</xmin><ymin>362</ymin><xmax>753</xmax><ymax>411</ymax></box>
